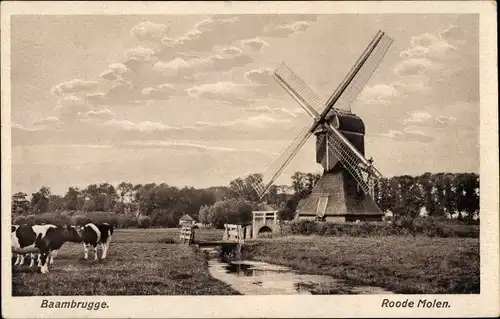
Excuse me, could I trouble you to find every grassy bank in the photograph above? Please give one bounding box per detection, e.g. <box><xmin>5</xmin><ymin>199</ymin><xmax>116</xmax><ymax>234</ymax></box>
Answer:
<box><xmin>12</xmin><ymin>228</ymin><xmax>239</xmax><ymax>296</ymax></box>
<box><xmin>241</xmin><ymin>235</ymin><xmax>479</xmax><ymax>294</ymax></box>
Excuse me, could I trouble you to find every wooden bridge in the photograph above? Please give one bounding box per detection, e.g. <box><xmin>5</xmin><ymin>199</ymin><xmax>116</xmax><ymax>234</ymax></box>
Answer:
<box><xmin>179</xmin><ymin>224</ymin><xmax>246</xmax><ymax>249</ymax></box>
<box><xmin>179</xmin><ymin>211</ymin><xmax>279</xmax><ymax>246</ymax></box>
<box><xmin>252</xmin><ymin>210</ymin><xmax>279</xmax><ymax>239</ymax></box>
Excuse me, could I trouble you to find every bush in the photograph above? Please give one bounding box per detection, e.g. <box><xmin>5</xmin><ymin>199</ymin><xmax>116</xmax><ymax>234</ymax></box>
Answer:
<box><xmin>72</xmin><ymin>214</ymin><xmax>92</xmax><ymax>226</ymax></box>
<box><xmin>117</xmin><ymin>214</ymin><xmax>138</xmax><ymax>228</ymax></box>
<box><xmin>12</xmin><ymin>214</ymin><xmax>36</xmax><ymax>225</ymax></box>
<box><xmin>137</xmin><ymin>215</ymin><xmax>152</xmax><ymax>228</ymax></box>
<box><xmin>32</xmin><ymin>212</ymin><xmax>72</xmax><ymax>226</ymax></box>
<box><xmin>279</xmin><ymin>217</ymin><xmax>478</xmax><ymax>238</ymax></box>
<box><xmin>157</xmin><ymin>236</ymin><xmax>177</xmax><ymax>244</ymax></box>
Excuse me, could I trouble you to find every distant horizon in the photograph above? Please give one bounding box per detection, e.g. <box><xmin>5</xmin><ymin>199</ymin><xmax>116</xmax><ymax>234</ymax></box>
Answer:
<box><xmin>13</xmin><ymin>169</ymin><xmax>480</xmax><ymax>197</ymax></box>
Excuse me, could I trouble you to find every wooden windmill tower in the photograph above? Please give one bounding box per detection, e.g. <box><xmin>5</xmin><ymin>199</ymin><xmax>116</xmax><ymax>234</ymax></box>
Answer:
<box><xmin>250</xmin><ymin>30</ymin><xmax>393</xmax><ymax>222</ymax></box>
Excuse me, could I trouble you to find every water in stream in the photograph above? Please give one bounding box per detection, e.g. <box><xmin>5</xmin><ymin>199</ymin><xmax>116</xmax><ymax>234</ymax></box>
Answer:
<box><xmin>207</xmin><ymin>256</ymin><xmax>393</xmax><ymax>295</ymax></box>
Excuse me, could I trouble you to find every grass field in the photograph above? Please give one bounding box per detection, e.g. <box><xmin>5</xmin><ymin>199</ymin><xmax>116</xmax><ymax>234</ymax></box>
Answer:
<box><xmin>12</xmin><ymin>228</ymin><xmax>240</xmax><ymax>296</ymax></box>
<box><xmin>12</xmin><ymin>229</ymin><xmax>480</xmax><ymax>296</ymax></box>
<box><xmin>241</xmin><ymin>235</ymin><xmax>480</xmax><ymax>294</ymax></box>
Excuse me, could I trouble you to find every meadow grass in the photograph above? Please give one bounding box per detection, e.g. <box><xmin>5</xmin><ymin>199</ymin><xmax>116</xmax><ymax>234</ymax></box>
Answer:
<box><xmin>12</xmin><ymin>229</ymin><xmax>480</xmax><ymax>295</ymax></box>
<box><xmin>12</xmin><ymin>228</ymin><xmax>240</xmax><ymax>296</ymax></box>
<box><xmin>242</xmin><ymin>235</ymin><xmax>480</xmax><ymax>294</ymax></box>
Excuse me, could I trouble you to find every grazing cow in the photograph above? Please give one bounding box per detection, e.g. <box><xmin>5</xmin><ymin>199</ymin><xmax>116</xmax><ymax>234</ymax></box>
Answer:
<box><xmin>80</xmin><ymin>223</ymin><xmax>114</xmax><ymax>260</ymax></box>
<box><xmin>11</xmin><ymin>224</ymin><xmax>82</xmax><ymax>273</ymax></box>
<box><xmin>12</xmin><ymin>224</ymin><xmax>55</xmax><ymax>268</ymax></box>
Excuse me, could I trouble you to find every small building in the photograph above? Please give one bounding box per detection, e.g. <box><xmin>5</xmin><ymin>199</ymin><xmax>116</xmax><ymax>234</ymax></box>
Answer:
<box><xmin>179</xmin><ymin>214</ymin><xmax>196</xmax><ymax>227</ymax></box>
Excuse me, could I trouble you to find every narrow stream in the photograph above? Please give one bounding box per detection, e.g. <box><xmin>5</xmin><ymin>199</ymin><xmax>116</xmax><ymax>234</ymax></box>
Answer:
<box><xmin>204</xmin><ymin>248</ymin><xmax>393</xmax><ymax>295</ymax></box>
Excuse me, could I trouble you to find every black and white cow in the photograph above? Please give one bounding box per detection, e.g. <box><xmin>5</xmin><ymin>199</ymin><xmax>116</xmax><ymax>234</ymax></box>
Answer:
<box><xmin>80</xmin><ymin>223</ymin><xmax>114</xmax><ymax>260</ymax></box>
<box><xmin>11</xmin><ymin>224</ymin><xmax>47</xmax><ymax>267</ymax></box>
<box><xmin>11</xmin><ymin>224</ymin><xmax>82</xmax><ymax>273</ymax></box>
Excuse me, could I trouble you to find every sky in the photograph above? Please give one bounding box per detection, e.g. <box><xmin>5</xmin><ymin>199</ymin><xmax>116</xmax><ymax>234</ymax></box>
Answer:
<box><xmin>10</xmin><ymin>14</ymin><xmax>479</xmax><ymax>195</ymax></box>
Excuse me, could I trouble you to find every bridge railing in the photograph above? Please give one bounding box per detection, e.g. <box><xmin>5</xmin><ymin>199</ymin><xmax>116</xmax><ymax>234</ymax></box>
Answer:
<box><xmin>179</xmin><ymin>225</ymin><xmax>195</xmax><ymax>245</ymax></box>
<box><xmin>252</xmin><ymin>211</ymin><xmax>278</xmax><ymax>223</ymax></box>
<box><xmin>222</xmin><ymin>224</ymin><xmax>245</xmax><ymax>244</ymax></box>
<box><xmin>252</xmin><ymin>210</ymin><xmax>279</xmax><ymax>239</ymax></box>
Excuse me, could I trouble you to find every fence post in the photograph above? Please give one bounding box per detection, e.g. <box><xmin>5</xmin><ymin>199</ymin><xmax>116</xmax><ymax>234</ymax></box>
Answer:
<box><xmin>179</xmin><ymin>225</ymin><xmax>194</xmax><ymax>245</ymax></box>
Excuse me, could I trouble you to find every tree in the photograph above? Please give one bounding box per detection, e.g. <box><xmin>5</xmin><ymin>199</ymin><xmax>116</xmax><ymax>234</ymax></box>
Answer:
<box><xmin>64</xmin><ymin>187</ymin><xmax>84</xmax><ymax>211</ymax></box>
<box><xmin>277</xmin><ymin>200</ymin><xmax>295</xmax><ymax>221</ymax></box>
<box><xmin>207</xmin><ymin>198</ymin><xmax>253</xmax><ymax>229</ymax></box>
<box><xmin>198</xmin><ymin>205</ymin><xmax>211</xmax><ymax>225</ymax></box>
<box><xmin>228</xmin><ymin>173</ymin><xmax>262</xmax><ymax>201</ymax></box>
<box><xmin>81</xmin><ymin>183</ymin><xmax>118</xmax><ymax>211</ymax></box>
<box><xmin>375</xmin><ymin>178</ymin><xmax>395</xmax><ymax>213</ymax></box>
<box><xmin>117</xmin><ymin>182</ymin><xmax>134</xmax><ymax>204</ymax></box>
<box><xmin>12</xmin><ymin>192</ymin><xmax>30</xmax><ymax>214</ymax></box>
<box><xmin>31</xmin><ymin>186</ymin><xmax>51</xmax><ymax>214</ymax></box>
<box><xmin>454</xmin><ymin>173</ymin><xmax>480</xmax><ymax>223</ymax></box>
<box><xmin>48</xmin><ymin>195</ymin><xmax>65</xmax><ymax>212</ymax></box>
<box><xmin>417</xmin><ymin>173</ymin><xmax>437</xmax><ymax>216</ymax></box>
<box><xmin>291</xmin><ymin>171</ymin><xmax>320</xmax><ymax>199</ymax></box>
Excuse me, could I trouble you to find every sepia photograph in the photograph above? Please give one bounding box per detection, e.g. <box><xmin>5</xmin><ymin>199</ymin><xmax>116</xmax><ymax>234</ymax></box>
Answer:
<box><xmin>1</xmin><ymin>1</ymin><xmax>498</xmax><ymax>318</ymax></box>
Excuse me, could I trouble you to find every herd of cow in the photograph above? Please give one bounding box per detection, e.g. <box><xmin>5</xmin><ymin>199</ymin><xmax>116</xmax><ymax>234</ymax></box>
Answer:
<box><xmin>11</xmin><ymin>223</ymin><xmax>114</xmax><ymax>274</ymax></box>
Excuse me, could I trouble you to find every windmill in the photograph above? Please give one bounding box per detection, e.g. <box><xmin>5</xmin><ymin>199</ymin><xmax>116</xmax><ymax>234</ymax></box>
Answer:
<box><xmin>250</xmin><ymin>30</ymin><xmax>393</xmax><ymax>222</ymax></box>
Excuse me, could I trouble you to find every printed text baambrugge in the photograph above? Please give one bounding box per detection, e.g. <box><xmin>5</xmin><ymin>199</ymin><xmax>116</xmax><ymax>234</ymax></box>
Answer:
<box><xmin>41</xmin><ymin>300</ymin><xmax>109</xmax><ymax>310</ymax></box>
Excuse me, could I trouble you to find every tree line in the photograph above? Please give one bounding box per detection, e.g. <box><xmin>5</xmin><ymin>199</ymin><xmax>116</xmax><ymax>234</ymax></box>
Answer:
<box><xmin>11</xmin><ymin>171</ymin><xmax>480</xmax><ymax>228</ymax></box>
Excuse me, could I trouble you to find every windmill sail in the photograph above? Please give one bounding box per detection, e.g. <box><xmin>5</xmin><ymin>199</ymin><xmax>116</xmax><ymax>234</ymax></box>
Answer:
<box><xmin>325</xmin><ymin>32</ymin><xmax>393</xmax><ymax>112</ymax></box>
<box><xmin>324</xmin><ymin>126</ymin><xmax>382</xmax><ymax>196</ymax></box>
<box><xmin>250</xmin><ymin>126</ymin><xmax>313</xmax><ymax>198</ymax></box>
<box><xmin>274</xmin><ymin>63</ymin><xmax>325</xmax><ymax>117</ymax></box>
<box><xmin>255</xmin><ymin>30</ymin><xmax>391</xmax><ymax>199</ymax></box>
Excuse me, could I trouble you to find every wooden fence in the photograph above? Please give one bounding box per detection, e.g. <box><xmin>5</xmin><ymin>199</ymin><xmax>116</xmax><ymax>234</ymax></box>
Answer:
<box><xmin>222</xmin><ymin>224</ymin><xmax>245</xmax><ymax>255</ymax></box>
<box><xmin>179</xmin><ymin>225</ymin><xmax>195</xmax><ymax>245</ymax></box>
<box><xmin>222</xmin><ymin>224</ymin><xmax>244</xmax><ymax>243</ymax></box>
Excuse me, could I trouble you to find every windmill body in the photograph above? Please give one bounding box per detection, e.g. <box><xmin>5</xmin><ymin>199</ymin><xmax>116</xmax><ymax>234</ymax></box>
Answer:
<box><xmin>250</xmin><ymin>30</ymin><xmax>393</xmax><ymax>223</ymax></box>
<box><xmin>300</xmin><ymin>111</ymin><xmax>383</xmax><ymax>222</ymax></box>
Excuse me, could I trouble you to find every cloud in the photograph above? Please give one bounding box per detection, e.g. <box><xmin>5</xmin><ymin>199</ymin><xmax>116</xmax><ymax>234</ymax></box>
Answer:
<box><xmin>241</xmin><ymin>38</ymin><xmax>270</xmax><ymax>52</ymax></box>
<box><xmin>244</xmin><ymin>105</ymin><xmax>304</xmax><ymax>118</ymax></box>
<box><xmin>402</xmin><ymin>111</ymin><xmax>458</xmax><ymax>128</ymax></box>
<box><xmin>264</xmin><ymin>21</ymin><xmax>312</xmax><ymax>38</ymax></box>
<box><xmin>100</xmin><ymin>63</ymin><xmax>131</xmax><ymax>81</ymax></box>
<box><xmin>243</xmin><ymin>67</ymin><xmax>282</xmax><ymax>97</ymax></box>
<box><xmin>394</xmin><ymin>24</ymin><xmax>471</xmax><ymax>80</ymax></box>
<box><xmin>94</xmin><ymin>16</ymin><xmax>315</xmax><ymax>106</ymax></box>
<box><xmin>150</xmin><ymin>46</ymin><xmax>253</xmax><ymax>82</ymax></box>
<box><xmin>125</xmin><ymin>47</ymin><xmax>156</xmax><ymax>62</ymax></box>
<box><xmin>244</xmin><ymin>68</ymin><xmax>274</xmax><ymax>85</ymax></box>
<box><xmin>130</xmin><ymin>21</ymin><xmax>168</xmax><ymax>42</ymax></box>
<box><xmin>83</xmin><ymin>109</ymin><xmax>115</xmax><ymax>121</ymax></box>
<box><xmin>358</xmin><ymin>83</ymin><xmax>407</xmax><ymax>105</ymax></box>
<box><xmin>185</xmin><ymin>68</ymin><xmax>286</xmax><ymax>107</ymax></box>
<box><xmin>363</xmin><ymin>22</ymin><xmax>476</xmax><ymax>113</ymax></box>
<box><xmin>222</xmin><ymin>114</ymin><xmax>292</xmax><ymax>128</ymax></box>
<box><xmin>51</xmin><ymin>79</ymin><xmax>98</xmax><ymax>96</ymax></box>
<box><xmin>87</xmin><ymin>79</ymin><xmax>146</xmax><ymax>106</ymax></box>
<box><xmin>435</xmin><ymin>115</ymin><xmax>457</xmax><ymax>127</ymax></box>
<box><xmin>403</xmin><ymin>111</ymin><xmax>433</xmax><ymax>125</ymax></box>
<box><xmin>393</xmin><ymin>58</ymin><xmax>442</xmax><ymax>77</ymax></box>
<box><xmin>439</xmin><ymin>25</ymin><xmax>467</xmax><ymax>45</ymax></box>
<box><xmin>118</xmin><ymin>140</ymin><xmax>264</xmax><ymax>154</ymax></box>
<box><xmin>379</xmin><ymin>129</ymin><xmax>434</xmax><ymax>143</ymax></box>
<box><xmin>150</xmin><ymin>15</ymin><xmax>318</xmax><ymax>60</ymax></box>
<box><xmin>55</xmin><ymin>95</ymin><xmax>90</xmax><ymax>122</ymax></box>
<box><xmin>141</xmin><ymin>83</ymin><xmax>177</xmax><ymax>100</ymax></box>
<box><xmin>33</xmin><ymin>116</ymin><xmax>62</xmax><ymax>127</ymax></box>
<box><xmin>101</xmin><ymin>119</ymin><xmax>178</xmax><ymax>133</ymax></box>
<box><xmin>187</xmin><ymin>81</ymin><xmax>256</xmax><ymax>105</ymax></box>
